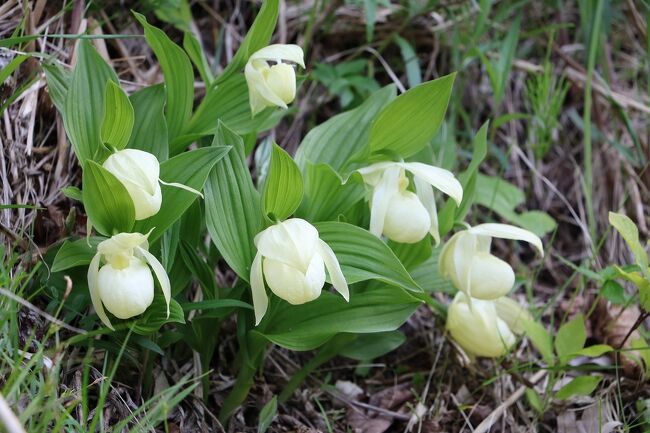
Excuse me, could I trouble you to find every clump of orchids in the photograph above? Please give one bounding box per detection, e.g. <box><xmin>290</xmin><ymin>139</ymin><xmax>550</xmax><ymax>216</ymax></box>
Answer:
<box><xmin>440</xmin><ymin>224</ymin><xmax>544</xmax><ymax>358</ymax></box>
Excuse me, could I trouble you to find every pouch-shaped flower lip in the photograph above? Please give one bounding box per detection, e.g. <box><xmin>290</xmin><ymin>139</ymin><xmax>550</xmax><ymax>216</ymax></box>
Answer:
<box><xmin>87</xmin><ymin>231</ymin><xmax>171</xmax><ymax>330</ymax></box>
<box><xmin>439</xmin><ymin>223</ymin><xmax>544</xmax><ymax>299</ymax></box>
<box><xmin>250</xmin><ymin>218</ymin><xmax>348</xmax><ymax>325</ymax></box>
<box><xmin>245</xmin><ymin>44</ymin><xmax>305</xmax><ymax>116</ymax></box>
<box><xmin>357</xmin><ymin>161</ymin><xmax>463</xmax><ymax>244</ymax></box>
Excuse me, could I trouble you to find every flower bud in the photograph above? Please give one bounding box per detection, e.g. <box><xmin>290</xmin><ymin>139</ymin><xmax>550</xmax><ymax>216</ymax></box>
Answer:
<box><xmin>250</xmin><ymin>218</ymin><xmax>348</xmax><ymax>325</ymax></box>
<box><xmin>439</xmin><ymin>223</ymin><xmax>543</xmax><ymax>300</ymax></box>
<box><xmin>87</xmin><ymin>231</ymin><xmax>171</xmax><ymax>329</ymax></box>
<box><xmin>245</xmin><ymin>44</ymin><xmax>305</xmax><ymax>116</ymax></box>
<box><xmin>103</xmin><ymin>149</ymin><xmax>162</xmax><ymax>220</ymax></box>
<box><xmin>446</xmin><ymin>292</ymin><xmax>516</xmax><ymax>358</ymax></box>
<box><xmin>358</xmin><ymin>161</ymin><xmax>462</xmax><ymax>245</ymax></box>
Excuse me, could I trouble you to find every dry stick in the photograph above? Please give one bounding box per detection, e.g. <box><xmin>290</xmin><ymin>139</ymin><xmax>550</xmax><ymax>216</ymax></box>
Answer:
<box><xmin>0</xmin><ymin>287</ymin><xmax>86</xmax><ymax>335</ymax></box>
<box><xmin>0</xmin><ymin>392</ymin><xmax>27</xmax><ymax>433</ymax></box>
<box><xmin>472</xmin><ymin>369</ymin><xmax>547</xmax><ymax>433</ymax></box>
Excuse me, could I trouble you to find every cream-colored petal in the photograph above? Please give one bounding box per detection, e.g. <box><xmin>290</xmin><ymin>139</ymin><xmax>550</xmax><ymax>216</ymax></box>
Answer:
<box><xmin>251</xmin><ymin>251</ymin><xmax>268</xmax><ymax>325</ymax></box>
<box><xmin>467</xmin><ymin>252</ymin><xmax>515</xmax><ymax>299</ymax></box>
<box><xmin>494</xmin><ymin>296</ymin><xmax>533</xmax><ymax>335</ymax></box>
<box><xmin>158</xmin><ymin>179</ymin><xmax>204</xmax><ymax>198</ymax></box>
<box><xmin>266</xmin><ymin>63</ymin><xmax>297</xmax><ymax>104</ymax></box>
<box><xmin>381</xmin><ymin>190</ymin><xmax>430</xmax><ymax>243</ymax></box>
<box><xmin>357</xmin><ymin>162</ymin><xmax>399</xmax><ymax>187</ymax></box>
<box><xmin>468</xmin><ymin>223</ymin><xmax>544</xmax><ymax>257</ymax></box>
<box><xmin>263</xmin><ymin>256</ymin><xmax>325</xmax><ymax>305</ymax></box>
<box><xmin>413</xmin><ymin>174</ymin><xmax>440</xmax><ymax>245</ymax></box>
<box><xmin>138</xmin><ymin>246</ymin><xmax>171</xmax><ymax>318</ymax></box>
<box><xmin>98</xmin><ymin>258</ymin><xmax>154</xmax><ymax>319</ymax></box>
<box><xmin>318</xmin><ymin>239</ymin><xmax>349</xmax><ymax>301</ymax></box>
<box><xmin>450</xmin><ymin>231</ymin><xmax>478</xmax><ymax>295</ymax></box>
<box><xmin>255</xmin><ymin>219</ymin><xmax>320</xmax><ymax>271</ymax></box>
<box><xmin>368</xmin><ymin>165</ymin><xmax>401</xmax><ymax>238</ymax></box>
<box><xmin>245</xmin><ymin>61</ymin><xmax>289</xmax><ymax>114</ymax></box>
<box><xmin>249</xmin><ymin>44</ymin><xmax>305</xmax><ymax>68</ymax></box>
<box><xmin>400</xmin><ymin>162</ymin><xmax>463</xmax><ymax>206</ymax></box>
<box><xmin>87</xmin><ymin>253</ymin><xmax>114</xmax><ymax>330</ymax></box>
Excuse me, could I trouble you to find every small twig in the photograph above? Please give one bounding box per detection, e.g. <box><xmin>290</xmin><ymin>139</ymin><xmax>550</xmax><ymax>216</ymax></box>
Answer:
<box><xmin>617</xmin><ymin>310</ymin><xmax>650</xmax><ymax>350</ymax></box>
<box><xmin>473</xmin><ymin>369</ymin><xmax>547</xmax><ymax>433</ymax></box>
<box><xmin>0</xmin><ymin>287</ymin><xmax>86</xmax><ymax>335</ymax></box>
<box><xmin>0</xmin><ymin>392</ymin><xmax>27</xmax><ymax>433</ymax></box>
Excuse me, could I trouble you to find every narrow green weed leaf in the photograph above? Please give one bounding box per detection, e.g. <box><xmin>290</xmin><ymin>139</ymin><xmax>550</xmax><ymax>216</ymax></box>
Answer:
<box><xmin>52</xmin><ymin>237</ymin><xmax>104</xmax><ymax>272</ymax></box>
<box><xmin>134</xmin><ymin>12</ymin><xmax>193</xmax><ymax>144</ymax></box>
<box><xmin>82</xmin><ymin>160</ymin><xmax>135</xmax><ymax>236</ymax></box>
<box><xmin>134</xmin><ymin>146</ymin><xmax>231</xmax><ymax>243</ymax></box>
<box><xmin>394</xmin><ymin>36</ymin><xmax>421</xmax><ymax>88</ymax></box>
<box><xmin>262</xmin><ymin>144</ymin><xmax>303</xmax><ymax>220</ymax></box>
<box><xmin>367</xmin><ymin>74</ymin><xmax>455</xmax><ymax>158</ymax></box>
<box><xmin>315</xmin><ymin>221</ymin><xmax>421</xmax><ymax>292</ymax></box>
<box><xmin>554</xmin><ymin>314</ymin><xmax>586</xmax><ymax>360</ymax></box>
<box><xmin>493</xmin><ymin>16</ymin><xmax>520</xmax><ymax>104</ymax></box>
<box><xmin>205</xmin><ymin>123</ymin><xmax>263</xmax><ymax>281</ymax></box>
<box><xmin>101</xmin><ymin>81</ymin><xmax>134</xmax><ymax>150</ymax></box>
<box><xmin>573</xmin><ymin>344</ymin><xmax>612</xmax><ymax>357</ymax></box>
<box><xmin>609</xmin><ymin>212</ymin><xmax>649</xmax><ymax>278</ymax></box>
<box><xmin>296</xmin><ymin>163</ymin><xmax>365</xmax><ymax>222</ymax></box>
<box><xmin>295</xmin><ymin>85</ymin><xmax>396</xmax><ymax>172</ymax></box>
<box><xmin>128</xmin><ymin>84</ymin><xmax>169</xmax><ymax>161</ymax></box>
<box><xmin>257</xmin><ymin>396</ymin><xmax>278</xmax><ymax>433</ymax></box>
<box><xmin>64</xmin><ymin>40</ymin><xmax>119</xmax><ymax>164</ymax></box>
<box><xmin>183</xmin><ymin>32</ymin><xmax>213</xmax><ymax>84</ymax></box>
<box><xmin>555</xmin><ymin>376</ymin><xmax>601</xmax><ymax>400</ymax></box>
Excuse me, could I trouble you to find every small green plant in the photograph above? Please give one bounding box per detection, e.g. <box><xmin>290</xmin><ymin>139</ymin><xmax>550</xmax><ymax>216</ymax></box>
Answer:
<box><xmin>312</xmin><ymin>59</ymin><xmax>380</xmax><ymax>108</ymax></box>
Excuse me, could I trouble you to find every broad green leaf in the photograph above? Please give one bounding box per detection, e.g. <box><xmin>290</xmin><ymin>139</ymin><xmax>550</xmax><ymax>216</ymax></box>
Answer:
<box><xmin>555</xmin><ymin>376</ymin><xmax>601</xmax><ymax>400</ymax></box>
<box><xmin>134</xmin><ymin>146</ymin><xmax>231</xmax><ymax>243</ymax></box>
<box><xmin>259</xmin><ymin>286</ymin><xmax>421</xmax><ymax>350</ymax></box>
<box><xmin>133</xmin><ymin>295</ymin><xmax>185</xmax><ymax>334</ymax></box>
<box><xmin>82</xmin><ymin>160</ymin><xmax>135</xmax><ymax>236</ymax></box>
<box><xmin>389</xmin><ymin>237</ymin><xmax>432</xmax><ymax>271</ymax></box>
<box><xmin>394</xmin><ymin>36</ymin><xmax>421</xmax><ymax>88</ymax></box>
<box><xmin>42</xmin><ymin>63</ymin><xmax>70</xmax><ymax>114</ymax></box>
<box><xmin>183</xmin><ymin>32</ymin><xmax>213</xmax><ymax>84</ymax></box>
<box><xmin>215</xmin><ymin>0</ymin><xmax>279</xmax><ymax>84</ymax></box>
<box><xmin>339</xmin><ymin>331</ymin><xmax>405</xmax><ymax>360</ymax></box>
<box><xmin>609</xmin><ymin>212</ymin><xmax>649</xmax><ymax>278</ymax></box>
<box><xmin>295</xmin><ymin>85</ymin><xmax>396</xmax><ymax>172</ymax></box>
<box><xmin>522</xmin><ymin>319</ymin><xmax>554</xmax><ymax>364</ymax></box>
<box><xmin>128</xmin><ymin>84</ymin><xmax>169</xmax><ymax>161</ymax></box>
<box><xmin>600</xmin><ymin>279</ymin><xmax>627</xmax><ymax>304</ymax></box>
<box><xmin>555</xmin><ymin>314</ymin><xmax>586</xmax><ymax>360</ymax></box>
<box><xmin>52</xmin><ymin>237</ymin><xmax>104</xmax><ymax>272</ymax></box>
<box><xmin>262</xmin><ymin>144</ymin><xmax>303</xmax><ymax>220</ymax></box>
<box><xmin>179</xmin><ymin>240</ymin><xmax>218</xmax><ymax>298</ymax></box>
<box><xmin>367</xmin><ymin>74</ymin><xmax>455</xmax><ymax>158</ymax></box>
<box><xmin>296</xmin><ymin>163</ymin><xmax>365</xmax><ymax>222</ymax></box>
<box><xmin>315</xmin><ymin>221</ymin><xmax>421</xmax><ymax>292</ymax></box>
<box><xmin>439</xmin><ymin>121</ymin><xmax>489</xmax><ymax>236</ymax></box>
<box><xmin>101</xmin><ymin>81</ymin><xmax>134</xmax><ymax>150</ymax></box>
<box><xmin>410</xmin><ymin>247</ymin><xmax>455</xmax><ymax>294</ymax></box>
<box><xmin>257</xmin><ymin>396</ymin><xmax>278</xmax><ymax>433</ymax></box>
<box><xmin>475</xmin><ymin>173</ymin><xmax>557</xmax><ymax>237</ymax></box>
<box><xmin>178</xmin><ymin>74</ymin><xmax>281</xmax><ymax>148</ymax></box>
<box><xmin>134</xmin><ymin>12</ymin><xmax>193</xmax><ymax>145</ymax></box>
<box><xmin>63</xmin><ymin>40</ymin><xmax>119</xmax><ymax>164</ymax></box>
<box><xmin>205</xmin><ymin>123</ymin><xmax>263</xmax><ymax>281</ymax></box>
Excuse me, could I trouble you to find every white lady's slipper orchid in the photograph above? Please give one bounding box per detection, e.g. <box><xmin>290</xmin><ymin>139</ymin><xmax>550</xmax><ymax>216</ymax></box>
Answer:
<box><xmin>103</xmin><ymin>149</ymin><xmax>202</xmax><ymax>220</ymax></box>
<box><xmin>439</xmin><ymin>223</ymin><xmax>544</xmax><ymax>300</ymax></box>
<box><xmin>446</xmin><ymin>292</ymin><xmax>528</xmax><ymax>358</ymax></box>
<box><xmin>244</xmin><ymin>44</ymin><xmax>305</xmax><ymax>116</ymax></box>
<box><xmin>87</xmin><ymin>232</ymin><xmax>171</xmax><ymax>329</ymax></box>
<box><xmin>357</xmin><ymin>162</ymin><xmax>463</xmax><ymax>244</ymax></box>
<box><xmin>250</xmin><ymin>218</ymin><xmax>348</xmax><ymax>325</ymax></box>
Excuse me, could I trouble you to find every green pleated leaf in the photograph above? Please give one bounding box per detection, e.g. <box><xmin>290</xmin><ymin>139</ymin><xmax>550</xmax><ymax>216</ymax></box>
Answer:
<box><xmin>128</xmin><ymin>84</ymin><xmax>169</xmax><ymax>161</ymax></box>
<box><xmin>183</xmin><ymin>32</ymin><xmax>213</xmax><ymax>84</ymax></box>
<box><xmin>101</xmin><ymin>81</ymin><xmax>134</xmax><ymax>150</ymax></box>
<box><xmin>339</xmin><ymin>330</ymin><xmax>406</xmax><ymax>360</ymax></box>
<box><xmin>315</xmin><ymin>221</ymin><xmax>421</xmax><ymax>292</ymax></box>
<box><xmin>133</xmin><ymin>294</ymin><xmax>185</xmax><ymax>335</ymax></box>
<box><xmin>52</xmin><ymin>237</ymin><xmax>104</xmax><ymax>272</ymax></box>
<box><xmin>262</xmin><ymin>144</ymin><xmax>303</xmax><ymax>220</ymax></box>
<box><xmin>215</xmin><ymin>0</ymin><xmax>279</xmax><ymax>84</ymax></box>
<box><xmin>42</xmin><ymin>62</ymin><xmax>70</xmax><ymax>114</ymax></box>
<box><xmin>82</xmin><ymin>160</ymin><xmax>135</xmax><ymax>236</ymax></box>
<box><xmin>134</xmin><ymin>12</ymin><xmax>194</xmax><ymax>145</ymax></box>
<box><xmin>258</xmin><ymin>286</ymin><xmax>421</xmax><ymax>351</ymax></box>
<box><xmin>367</xmin><ymin>74</ymin><xmax>455</xmax><ymax>158</ymax></box>
<box><xmin>295</xmin><ymin>85</ymin><xmax>396</xmax><ymax>173</ymax></box>
<box><xmin>134</xmin><ymin>146</ymin><xmax>231</xmax><ymax>243</ymax></box>
<box><xmin>205</xmin><ymin>123</ymin><xmax>263</xmax><ymax>281</ymax></box>
<box><xmin>63</xmin><ymin>40</ymin><xmax>119</xmax><ymax>164</ymax></box>
<box><xmin>296</xmin><ymin>163</ymin><xmax>365</xmax><ymax>222</ymax></box>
